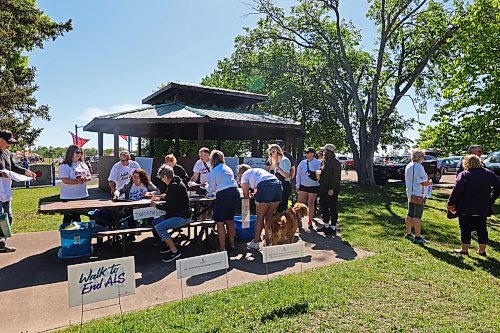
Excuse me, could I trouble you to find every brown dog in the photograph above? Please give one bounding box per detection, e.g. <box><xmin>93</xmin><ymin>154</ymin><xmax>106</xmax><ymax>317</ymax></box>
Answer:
<box><xmin>266</xmin><ymin>203</ymin><xmax>308</xmax><ymax>246</ymax></box>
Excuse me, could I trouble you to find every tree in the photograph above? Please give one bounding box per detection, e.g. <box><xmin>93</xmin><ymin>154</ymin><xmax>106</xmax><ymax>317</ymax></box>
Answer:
<box><xmin>417</xmin><ymin>0</ymin><xmax>499</xmax><ymax>154</ymax></box>
<box><xmin>0</xmin><ymin>0</ymin><xmax>72</xmax><ymax>147</ymax></box>
<box><xmin>247</xmin><ymin>0</ymin><xmax>459</xmax><ymax>185</ymax></box>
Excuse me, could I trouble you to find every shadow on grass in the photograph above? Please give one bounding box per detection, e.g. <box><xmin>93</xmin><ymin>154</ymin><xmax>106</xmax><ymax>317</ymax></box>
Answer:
<box><xmin>470</xmin><ymin>256</ymin><xmax>499</xmax><ymax>278</ymax></box>
<box><xmin>260</xmin><ymin>302</ymin><xmax>309</xmax><ymax>323</ymax></box>
<box><xmin>421</xmin><ymin>244</ymin><xmax>474</xmax><ymax>271</ymax></box>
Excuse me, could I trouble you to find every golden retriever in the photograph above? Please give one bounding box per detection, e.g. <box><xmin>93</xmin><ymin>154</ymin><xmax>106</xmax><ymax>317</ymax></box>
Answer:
<box><xmin>266</xmin><ymin>203</ymin><xmax>308</xmax><ymax>246</ymax></box>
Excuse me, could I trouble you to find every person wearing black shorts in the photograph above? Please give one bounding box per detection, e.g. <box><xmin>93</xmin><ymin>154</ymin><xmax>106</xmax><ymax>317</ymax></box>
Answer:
<box><xmin>296</xmin><ymin>147</ymin><xmax>321</xmax><ymax>231</ymax></box>
<box><xmin>206</xmin><ymin>150</ymin><xmax>240</xmax><ymax>251</ymax></box>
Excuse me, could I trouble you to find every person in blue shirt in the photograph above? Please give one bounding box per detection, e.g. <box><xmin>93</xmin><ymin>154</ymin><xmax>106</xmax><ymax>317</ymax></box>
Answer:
<box><xmin>207</xmin><ymin>150</ymin><xmax>240</xmax><ymax>251</ymax></box>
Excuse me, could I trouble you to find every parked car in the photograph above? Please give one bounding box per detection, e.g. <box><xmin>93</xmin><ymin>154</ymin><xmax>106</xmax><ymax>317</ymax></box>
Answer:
<box><xmin>380</xmin><ymin>154</ymin><xmax>440</xmax><ymax>183</ymax></box>
<box><xmin>484</xmin><ymin>151</ymin><xmax>500</xmax><ymax>178</ymax></box>
<box><xmin>345</xmin><ymin>158</ymin><xmax>355</xmax><ymax>170</ymax></box>
<box><xmin>440</xmin><ymin>158</ymin><xmax>459</xmax><ymax>174</ymax></box>
<box><xmin>336</xmin><ymin>155</ymin><xmax>349</xmax><ymax>165</ymax></box>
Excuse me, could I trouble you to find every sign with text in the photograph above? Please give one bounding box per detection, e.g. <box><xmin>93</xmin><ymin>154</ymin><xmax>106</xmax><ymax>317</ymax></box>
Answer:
<box><xmin>67</xmin><ymin>257</ymin><xmax>135</xmax><ymax>307</ymax></box>
<box><xmin>132</xmin><ymin>207</ymin><xmax>165</xmax><ymax>220</ymax></box>
<box><xmin>225</xmin><ymin>157</ymin><xmax>239</xmax><ymax>178</ymax></box>
<box><xmin>176</xmin><ymin>251</ymin><xmax>229</xmax><ymax>279</ymax></box>
<box><xmin>241</xmin><ymin>199</ymin><xmax>250</xmax><ymax>228</ymax></box>
<box><xmin>243</xmin><ymin>157</ymin><xmax>267</xmax><ymax>170</ymax></box>
<box><xmin>262</xmin><ymin>242</ymin><xmax>305</xmax><ymax>263</ymax></box>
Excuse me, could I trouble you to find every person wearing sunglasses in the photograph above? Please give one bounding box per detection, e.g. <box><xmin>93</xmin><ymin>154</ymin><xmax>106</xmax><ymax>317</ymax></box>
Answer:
<box><xmin>456</xmin><ymin>145</ymin><xmax>483</xmax><ymax>176</ymax></box>
<box><xmin>58</xmin><ymin>145</ymin><xmax>92</xmax><ymax>224</ymax></box>
<box><xmin>108</xmin><ymin>150</ymin><xmax>140</xmax><ymax>195</ymax></box>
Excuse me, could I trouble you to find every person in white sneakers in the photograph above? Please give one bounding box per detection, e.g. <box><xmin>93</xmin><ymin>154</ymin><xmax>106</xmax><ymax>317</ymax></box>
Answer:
<box><xmin>108</xmin><ymin>150</ymin><xmax>140</xmax><ymax>194</ymax></box>
<box><xmin>296</xmin><ymin>147</ymin><xmax>321</xmax><ymax>232</ymax></box>
<box><xmin>237</xmin><ymin>164</ymin><xmax>282</xmax><ymax>250</ymax></box>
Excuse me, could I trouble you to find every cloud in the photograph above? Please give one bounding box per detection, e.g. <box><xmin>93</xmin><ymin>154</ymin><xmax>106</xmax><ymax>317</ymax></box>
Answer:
<box><xmin>78</xmin><ymin>104</ymin><xmax>142</xmax><ymax>122</ymax></box>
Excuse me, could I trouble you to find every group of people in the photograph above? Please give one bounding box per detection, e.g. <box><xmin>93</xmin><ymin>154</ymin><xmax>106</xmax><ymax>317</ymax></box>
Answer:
<box><xmin>404</xmin><ymin>145</ymin><xmax>499</xmax><ymax>256</ymax></box>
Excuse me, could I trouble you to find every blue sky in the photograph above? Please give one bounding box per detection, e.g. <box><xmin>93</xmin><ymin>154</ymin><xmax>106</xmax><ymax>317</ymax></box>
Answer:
<box><xmin>30</xmin><ymin>0</ymin><xmax>429</xmax><ymax>150</ymax></box>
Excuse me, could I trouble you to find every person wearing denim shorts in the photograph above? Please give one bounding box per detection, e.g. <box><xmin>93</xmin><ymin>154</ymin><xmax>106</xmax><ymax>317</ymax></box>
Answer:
<box><xmin>237</xmin><ymin>164</ymin><xmax>282</xmax><ymax>250</ymax></box>
<box><xmin>151</xmin><ymin>165</ymin><xmax>191</xmax><ymax>262</ymax></box>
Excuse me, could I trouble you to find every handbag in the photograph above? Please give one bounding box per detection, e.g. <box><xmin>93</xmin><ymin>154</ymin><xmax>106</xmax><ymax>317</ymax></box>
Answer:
<box><xmin>306</xmin><ymin>160</ymin><xmax>317</xmax><ymax>181</ymax></box>
<box><xmin>409</xmin><ymin>165</ymin><xmax>425</xmax><ymax>205</ymax></box>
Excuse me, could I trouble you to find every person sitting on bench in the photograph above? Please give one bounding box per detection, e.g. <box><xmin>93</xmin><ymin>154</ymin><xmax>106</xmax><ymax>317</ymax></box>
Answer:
<box><xmin>151</xmin><ymin>165</ymin><xmax>192</xmax><ymax>263</ymax></box>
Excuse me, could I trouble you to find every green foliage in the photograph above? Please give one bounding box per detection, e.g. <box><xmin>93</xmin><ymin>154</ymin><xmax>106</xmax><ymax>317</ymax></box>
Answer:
<box><xmin>216</xmin><ymin>0</ymin><xmax>460</xmax><ymax>185</ymax></box>
<box><xmin>418</xmin><ymin>0</ymin><xmax>500</xmax><ymax>154</ymax></box>
<box><xmin>0</xmin><ymin>0</ymin><xmax>72</xmax><ymax>147</ymax></box>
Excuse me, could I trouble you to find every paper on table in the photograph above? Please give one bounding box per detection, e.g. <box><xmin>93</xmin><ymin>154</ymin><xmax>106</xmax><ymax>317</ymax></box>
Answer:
<box><xmin>0</xmin><ymin>170</ymin><xmax>33</xmax><ymax>182</ymax></box>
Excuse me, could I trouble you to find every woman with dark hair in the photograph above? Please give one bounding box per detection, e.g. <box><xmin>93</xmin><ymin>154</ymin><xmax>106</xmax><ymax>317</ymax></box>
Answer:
<box><xmin>448</xmin><ymin>154</ymin><xmax>500</xmax><ymax>256</ymax></box>
<box><xmin>58</xmin><ymin>145</ymin><xmax>92</xmax><ymax>223</ymax></box>
<box><xmin>317</xmin><ymin>144</ymin><xmax>342</xmax><ymax>235</ymax></box>
<box><xmin>206</xmin><ymin>150</ymin><xmax>240</xmax><ymax>251</ymax></box>
<box><xmin>112</xmin><ymin>168</ymin><xmax>159</xmax><ymax>201</ymax></box>
<box><xmin>296</xmin><ymin>147</ymin><xmax>321</xmax><ymax>231</ymax></box>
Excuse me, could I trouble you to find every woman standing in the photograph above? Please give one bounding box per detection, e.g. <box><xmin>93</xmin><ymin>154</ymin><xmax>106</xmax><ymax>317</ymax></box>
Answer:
<box><xmin>404</xmin><ymin>149</ymin><xmax>432</xmax><ymax>243</ymax></box>
<box><xmin>317</xmin><ymin>144</ymin><xmax>342</xmax><ymax>235</ymax></box>
<box><xmin>206</xmin><ymin>150</ymin><xmax>240</xmax><ymax>251</ymax></box>
<box><xmin>296</xmin><ymin>147</ymin><xmax>321</xmax><ymax>231</ymax></box>
<box><xmin>58</xmin><ymin>145</ymin><xmax>91</xmax><ymax>223</ymax></box>
<box><xmin>267</xmin><ymin>144</ymin><xmax>291</xmax><ymax>213</ymax></box>
<box><xmin>448</xmin><ymin>154</ymin><xmax>500</xmax><ymax>256</ymax></box>
<box><xmin>237</xmin><ymin>164</ymin><xmax>282</xmax><ymax>249</ymax></box>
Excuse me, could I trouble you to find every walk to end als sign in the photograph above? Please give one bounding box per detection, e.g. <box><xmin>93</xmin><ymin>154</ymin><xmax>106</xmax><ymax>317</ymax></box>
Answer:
<box><xmin>67</xmin><ymin>257</ymin><xmax>135</xmax><ymax>307</ymax></box>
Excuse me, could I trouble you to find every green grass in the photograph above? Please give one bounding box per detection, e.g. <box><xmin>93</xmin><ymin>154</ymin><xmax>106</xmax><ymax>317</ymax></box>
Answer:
<box><xmin>52</xmin><ymin>184</ymin><xmax>499</xmax><ymax>333</ymax></box>
<box><xmin>11</xmin><ymin>186</ymin><xmax>89</xmax><ymax>233</ymax></box>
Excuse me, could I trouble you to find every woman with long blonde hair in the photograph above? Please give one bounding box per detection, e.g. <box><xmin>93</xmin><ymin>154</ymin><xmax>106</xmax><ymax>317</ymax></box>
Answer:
<box><xmin>267</xmin><ymin>144</ymin><xmax>292</xmax><ymax>213</ymax></box>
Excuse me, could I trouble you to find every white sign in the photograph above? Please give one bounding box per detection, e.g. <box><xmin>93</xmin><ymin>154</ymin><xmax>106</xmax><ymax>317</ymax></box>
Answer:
<box><xmin>132</xmin><ymin>207</ymin><xmax>165</xmax><ymax>220</ymax></box>
<box><xmin>176</xmin><ymin>251</ymin><xmax>229</xmax><ymax>279</ymax></box>
<box><xmin>241</xmin><ymin>199</ymin><xmax>250</xmax><ymax>228</ymax></box>
<box><xmin>243</xmin><ymin>157</ymin><xmax>267</xmax><ymax>170</ymax></box>
<box><xmin>67</xmin><ymin>257</ymin><xmax>136</xmax><ymax>307</ymax></box>
<box><xmin>262</xmin><ymin>242</ymin><xmax>305</xmax><ymax>263</ymax></box>
<box><xmin>135</xmin><ymin>157</ymin><xmax>154</xmax><ymax>178</ymax></box>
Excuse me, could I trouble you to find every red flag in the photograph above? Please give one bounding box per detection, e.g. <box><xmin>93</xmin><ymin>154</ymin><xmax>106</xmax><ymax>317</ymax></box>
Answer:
<box><xmin>120</xmin><ymin>135</ymin><xmax>129</xmax><ymax>141</ymax></box>
<box><xmin>69</xmin><ymin>131</ymin><xmax>90</xmax><ymax>147</ymax></box>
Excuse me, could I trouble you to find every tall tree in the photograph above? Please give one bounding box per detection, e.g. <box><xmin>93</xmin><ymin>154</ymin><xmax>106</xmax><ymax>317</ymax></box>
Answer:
<box><xmin>247</xmin><ymin>0</ymin><xmax>459</xmax><ymax>185</ymax></box>
<box><xmin>0</xmin><ymin>0</ymin><xmax>72</xmax><ymax>146</ymax></box>
<box><xmin>417</xmin><ymin>0</ymin><xmax>499</xmax><ymax>154</ymax></box>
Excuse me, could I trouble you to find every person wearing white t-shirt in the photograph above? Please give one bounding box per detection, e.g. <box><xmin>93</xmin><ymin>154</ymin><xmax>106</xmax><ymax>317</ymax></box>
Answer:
<box><xmin>188</xmin><ymin>147</ymin><xmax>211</xmax><ymax>191</ymax></box>
<box><xmin>404</xmin><ymin>149</ymin><xmax>432</xmax><ymax>243</ymax></box>
<box><xmin>237</xmin><ymin>164</ymin><xmax>282</xmax><ymax>250</ymax></box>
<box><xmin>296</xmin><ymin>147</ymin><xmax>321</xmax><ymax>231</ymax></box>
<box><xmin>108</xmin><ymin>150</ymin><xmax>140</xmax><ymax>194</ymax></box>
<box><xmin>58</xmin><ymin>145</ymin><xmax>92</xmax><ymax>224</ymax></box>
<box><xmin>267</xmin><ymin>144</ymin><xmax>291</xmax><ymax>213</ymax></box>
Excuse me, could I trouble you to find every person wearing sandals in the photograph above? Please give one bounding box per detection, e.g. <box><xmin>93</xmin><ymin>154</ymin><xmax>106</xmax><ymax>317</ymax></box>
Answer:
<box><xmin>404</xmin><ymin>149</ymin><xmax>432</xmax><ymax>243</ymax></box>
<box><xmin>317</xmin><ymin>144</ymin><xmax>342</xmax><ymax>235</ymax></box>
<box><xmin>237</xmin><ymin>164</ymin><xmax>282</xmax><ymax>250</ymax></box>
<box><xmin>206</xmin><ymin>150</ymin><xmax>240</xmax><ymax>252</ymax></box>
<box><xmin>296</xmin><ymin>147</ymin><xmax>321</xmax><ymax>232</ymax></box>
<box><xmin>448</xmin><ymin>154</ymin><xmax>500</xmax><ymax>256</ymax></box>
<box><xmin>151</xmin><ymin>165</ymin><xmax>192</xmax><ymax>262</ymax></box>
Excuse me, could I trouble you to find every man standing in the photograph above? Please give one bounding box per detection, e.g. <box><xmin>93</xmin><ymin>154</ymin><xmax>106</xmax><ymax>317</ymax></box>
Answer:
<box><xmin>188</xmin><ymin>147</ymin><xmax>211</xmax><ymax>191</ymax></box>
<box><xmin>0</xmin><ymin>130</ymin><xmax>36</xmax><ymax>253</ymax></box>
<box><xmin>108</xmin><ymin>150</ymin><xmax>140</xmax><ymax>194</ymax></box>
<box><xmin>456</xmin><ymin>145</ymin><xmax>482</xmax><ymax>176</ymax></box>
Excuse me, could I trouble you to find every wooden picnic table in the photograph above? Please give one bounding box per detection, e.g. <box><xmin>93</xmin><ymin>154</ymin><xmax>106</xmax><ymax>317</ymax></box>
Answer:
<box><xmin>39</xmin><ymin>198</ymin><xmax>152</xmax><ymax>214</ymax></box>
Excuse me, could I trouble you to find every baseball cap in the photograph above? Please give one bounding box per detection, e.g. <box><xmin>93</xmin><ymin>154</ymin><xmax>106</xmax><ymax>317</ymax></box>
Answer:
<box><xmin>321</xmin><ymin>144</ymin><xmax>336</xmax><ymax>152</ymax></box>
<box><xmin>0</xmin><ymin>130</ymin><xmax>18</xmax><ymax>144</ymax></box>
<box><xmin>275</xmin><ymin>139</ymin><xmax>284</xmax><ymax>147</ymax></box>
<box><xmin>305</xmin><ymin>147</ymin><xmax>316</xmax><ymax>154</ymax></box>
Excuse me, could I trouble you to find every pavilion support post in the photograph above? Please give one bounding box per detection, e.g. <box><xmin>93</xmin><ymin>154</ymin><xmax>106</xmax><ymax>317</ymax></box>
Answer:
<box><xmin>251</xmin><ymin>129</ymin><xmax>258</xmax><ymax>157</ymax></box>
<box><xmin>174</xmin><ymin>127</ymin><xmax>180</xmax><ymax>156</ymax></box>
<box><xmin>150</xmin><ymin>137</ymin><xmax>155</xmax><ymax>157</ymax></box>
<box><xmin>197</xmin><ymin>123</ymin><xmax>205</xmax><ymax>148</ymax></box>
<box><xmin>98</xmin><ymin>132</ymin><xmax>103</xmax><ymax>156</ymax></box>
<box><xmin>137</xmin><ymin>137</ymin><xmax>142</xmax><ymax>156</ymax></box>
<box><xmin>297</xmin><ymin>137</ymin><xmax>305</xmax><ymax>162</ymax></box>
<box><xmin>113</xmin><ymin>129</ymin><xmax>119</xmax><ymax>158</ymax></box>
<box><xmin>284</xmin><ymin>132</ymin><xmax>291</xmax><ymax>153</ymax></box>
<box><xmin>258</xmin><ymin>139</ymin><xmax>263</xmax><ymax>157</ymax></box>
<box><xmin>216</xmin><ymin>140</ymin><xmax>223</xmax><ymax>150</ymax></box>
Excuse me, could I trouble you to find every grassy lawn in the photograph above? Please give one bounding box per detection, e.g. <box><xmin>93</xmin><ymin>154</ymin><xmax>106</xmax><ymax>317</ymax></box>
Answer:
<box><xmin>53</xmin><ymin>184</ymin><xmax>498</xmax><ymax>333</ymax></box>
<box><xmin>11</xmin><ymin>186</ymin><xmax>89</xmax><ymax>233</ymax></box>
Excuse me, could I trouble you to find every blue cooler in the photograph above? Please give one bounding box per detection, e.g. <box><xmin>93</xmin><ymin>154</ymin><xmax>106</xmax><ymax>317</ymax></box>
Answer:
<box><xmin>234</xmin><ymin>215</ymin><xmax>257</xmax><ymax>240</ymax></box>
<box><xmin>58</xmin><ymin>222</ymin><xmax>93</xmax><ymax>258</ymax></box>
